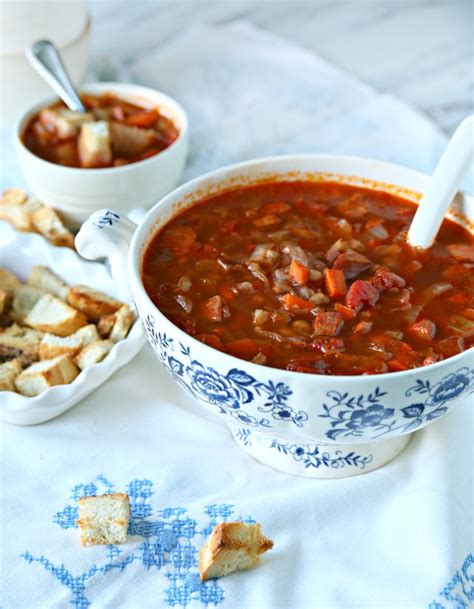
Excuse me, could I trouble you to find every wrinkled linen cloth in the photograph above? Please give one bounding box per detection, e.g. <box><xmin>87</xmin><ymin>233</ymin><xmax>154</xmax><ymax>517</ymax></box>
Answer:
<box><xmin>1</xmin><ymin>21</ymin><xmax>473</xmax><ymax>609</ymax></box>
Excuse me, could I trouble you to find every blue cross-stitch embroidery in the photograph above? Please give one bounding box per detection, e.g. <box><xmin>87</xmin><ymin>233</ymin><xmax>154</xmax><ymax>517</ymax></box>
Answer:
<box><xmin>429</xmin><ymin>554</ymin><xmax>474</xmax><ymax>609</ymax></box>
<box><xmin>22</xmin><ymin>475</ymin><xmax>256</xmax><ymax>608</ymax></box>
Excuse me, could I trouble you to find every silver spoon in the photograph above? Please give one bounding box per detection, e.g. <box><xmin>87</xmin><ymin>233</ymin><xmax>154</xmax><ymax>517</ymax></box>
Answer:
<box><xmin>26</xmin><ymin>39</ymin><xmax>87</xmax><ymax>113</ymax></box>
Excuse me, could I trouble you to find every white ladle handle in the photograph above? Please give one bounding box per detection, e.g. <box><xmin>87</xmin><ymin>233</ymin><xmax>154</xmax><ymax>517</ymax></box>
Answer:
<box><xmin>407</xmin><ymin>115</ymin><xmax>474</xmax><ymax>249</ymax></box>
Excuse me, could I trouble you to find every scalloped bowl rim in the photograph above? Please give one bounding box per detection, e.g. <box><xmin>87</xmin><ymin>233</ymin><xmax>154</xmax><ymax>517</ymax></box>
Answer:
<box><xmin>128</xmin><ymin>153</ymin><xmax>473</xmax><ymax>383</ymax></box>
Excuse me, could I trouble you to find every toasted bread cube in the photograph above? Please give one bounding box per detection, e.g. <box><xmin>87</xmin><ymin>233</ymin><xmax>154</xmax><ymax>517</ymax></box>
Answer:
<box><xmin>15</xmin><ymin>354</ymin><xmax>78</xmax><ymax>396</ymax></box>
<box><xmin>74</xmin><ymin>339</ymin><xmax>114</xmax><ymax>370</ymax></box>
<box><xmin>0</xmin><ymin>324</ymin><xmax>44</xmax><ymax>363</ymax></box>
<box><xmin>40</xmin><ymin>108</ymin><xmax>94</xmax><ymax>140</ymax></box>
<box><xmin>28</xmin><ymin>265</ymin><xmax>69</xmax><ymax>300</ymax></box>
<box><xmin>39</xmin><ymin>332</ymin><xmax>84</xmax><ymax>360</ymax></box>
<box><xmin>11</xmin><ymin>285</ymin><xmax>46</xmax><ymax>323</ymax></box>
<box><xmin>67</xmin><ymin>285</ymin><xmax>122</xmax><ymax>321</ymax></box>
<box><xmin>0</xmin><ymin>268</ymin><xmax>21</xmax><ymax>293</ymax></box>
<box><xmin>77</xmin><ymin>493</ymin><xmax>130</xmax><ymax>545</ymax></box>
<box><xmin>30</xmin><ymin>206</ymin><xmax>75</xmax><ymax>249</ymax></box>
<box><xmin>110</xmin><ymin>305</ymin><xmax>135</xmax><ymax>342</ymax></box>
<box><xmin>199</xmin><ymin>523</ymin><xmax>273</xmax><ymax>581</ymax></box>
<box><xmin>74</xmin><ymin>324</ymin><xmax>100</xmax><ymax>345</ymax></box>
<box><xmin>39</xmin><ymin>323</ymin><xmax>99</xmax><ymax>360</ymax></box>
<box><xmin>0</xmin><ymin>289</ymin><xmax>11</xmax><ymax>316</ymax></box>
<box><xmin>25</xmin><ymin>294</ymin><xmax>87</xmax><ymax>337</ymax></box>
<box><xmin>97</xmin><ymin>313</ymin><xmax>116</xmax><ymax>337</ymax></box>
<box><xmin>1</xmin><ymin>188</ymin><xmax>28</xmax><ymax>206</ymax></box>
<box><xmin>0</xmin><ymin>358</ymin><xmax>23</xmax><ymax>391</ymax></box>
<box><xmin>109</xmin><ymin>122</ymin><xmax>155</xmax><ymax>157</ymax></box>
<box><xmin>78</xmin><ymin>121</ymin><xmax>112</xmax><ymax>168</ymax></box>
<box><xmin>0</xmin><ymin>203</ymin><xmax>33</xmax><ymax>231</ymax></box>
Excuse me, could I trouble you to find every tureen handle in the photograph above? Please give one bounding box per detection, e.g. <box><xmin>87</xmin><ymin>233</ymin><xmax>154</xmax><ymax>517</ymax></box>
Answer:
<box><xmin>75</xmin><ymin>209</ymin><xmax>140</xmax><ymax>302</ymax></box>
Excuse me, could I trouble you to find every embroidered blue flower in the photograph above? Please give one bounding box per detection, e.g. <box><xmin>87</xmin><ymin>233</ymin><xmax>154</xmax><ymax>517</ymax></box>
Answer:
<box><xmin>347</xmin><ymin>405</ymin><xmax>395</xmax><ymax>429</ymax></box>
<box><xmin>431</xmin><ymin>372</ymin><xmax>470</xmax><ymax>404</ymax></box>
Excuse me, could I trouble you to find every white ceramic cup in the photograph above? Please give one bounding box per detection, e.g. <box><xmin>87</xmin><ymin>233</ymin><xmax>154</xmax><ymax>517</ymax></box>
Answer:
<box><xmin>76</xmin><ymin>154</ymin><xmax>474</xmax><ymax>479</ymax></box>
<box><xmin>15</xmin><ymin>82</ymin><xmax>189</xmax><ymax>226</ymax></box>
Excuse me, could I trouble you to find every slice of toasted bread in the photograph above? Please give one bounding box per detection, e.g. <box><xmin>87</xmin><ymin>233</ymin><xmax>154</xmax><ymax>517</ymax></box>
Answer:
<box><xmin>10</xmin><ymin>285</ymin><xmax>46</xmax><ymax>323</ymax></box>
<box><xmin>30</xmin><ymin>205</ymin><xmax>75</xmax><ymax>249</ymax></box>
<box><xmin>0</xmin><ymin>289</ymin><xmax>12</xmax><ymax>316</ymax></box>
<box><xmin>25</xmin><ymin>294</ymin><xmax>88</xmax><ymax>337</ymax></box>
<box><xmin>0</xmin><ymin>357</ymin><xmax>23</xmax><ymax>391</ymax></box>
<box><xmin>74</xmin><ymin>339</ymin><xmax>114</xmax><ymax>370</ymax></box>
<box><xmin>1</xmin><ymin>188</ymin><xmax>28</xmax><ymax>206</ymax></box>
<box><xmin>39</xmin><ymin>324</ymin><xmax>100</xmax><ymax>360</ymax></box>
<box><xmin>0</xmin><ymin>325</ymin><xmax>44</xmax><ymax>363</ymax></box>
<box><xmin>97</xmin><ymin>313</ymin><xmax>116</xmax><ymax>337</ymax></box>
<box><xmin>28</xmin><ymin>265</ymin><xmax>69</xmax><ymax>300</ymax></box>
<box><xmin>15</xmin><ymin>354</ymin><xmax>79</xmax><ymax>396</ymax></box>
<box><xmin>199</xmin><ymin>522</ymin><xmax>273</xmax><ymax>581</ymax></box>
<box><xmin>0</xmin><ymin>203</ymin><xmax>34</xmax><ymax>232</ymax></box>
<box><xmin>77</xmin><ymin>493</ymin><xmax>130</xmax><ymax>545</ymax></box>
<box><xmin>0</xmin><ymin>268</ymin><xmax>21</xmax><ymax>293</ymax></box>
<box><xmin>110</xmin><ymin>305</ymin><xmax>135</xmax><ymax>342</ymax></box>
<box><xmin>67</xmin><ymin>285</ymin><xmax>123</xmax><ymax>321</ymax></box>
<box><xmin>78</xmin><ymin>121</ymin><xmax>112</xmax><ymax>168</ymax></box>
<box><xmin>74</xmin><ymin>324</ymin><xmax>100</xmax><ymax>345</ymax></box>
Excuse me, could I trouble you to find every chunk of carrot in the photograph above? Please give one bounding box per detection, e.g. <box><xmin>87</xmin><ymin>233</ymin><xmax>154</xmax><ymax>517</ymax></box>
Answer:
<box><xmin>289</xmin><ymin>260</ymin><xmax>309</xmax><ymax>284</ymax></box>
<box><xmin>126</xmin><ymin>109</ymin><xmax>159</xmax><ymax>128</ymax></box>
<box><xmin>282</xmin><ymin>294</ymin><xmax>314</xmax><ymax>310</ymax></box>
<box><xmin>334</xmin><ymin>302</ymin><xmax>356</xmax><ymax>320</ymax></box>
<box><xmin>259</xmin><ymin>201</ymin><xmax>292</xmax><ymax>215</ymax></box>
<box><xmin>325</xmin><ymin>269</ymin><xmax>347</xmax><ymax>299</ymax></box>
<box><xmin>225</xmin><ymin>338</ymin><xmax>259</xmax><ymax>358</ymax></box>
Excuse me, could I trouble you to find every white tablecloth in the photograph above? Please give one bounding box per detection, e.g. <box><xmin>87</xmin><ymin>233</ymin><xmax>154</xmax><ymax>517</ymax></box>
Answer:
<box><xmin>1</xmin><ymin>21</ymin><xmax>473</xmax><ymax>609</ymax></box>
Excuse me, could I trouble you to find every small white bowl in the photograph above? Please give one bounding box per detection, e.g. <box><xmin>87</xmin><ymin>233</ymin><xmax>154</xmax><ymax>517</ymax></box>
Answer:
<box><xmin>0</xmin><ymin>220</ymin><xmax>147</xmax><ymax>425</ymax></box>
<box><xmin>15</xmin><ymin>82</ymin><xmax>189</xmax><ymax>226</ymax></box>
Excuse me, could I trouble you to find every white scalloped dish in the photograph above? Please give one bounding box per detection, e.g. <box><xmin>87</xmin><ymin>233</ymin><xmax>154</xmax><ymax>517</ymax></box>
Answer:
<box><xmin>0</xmin><ymin>221</ymin><xmax>147</xmax><ymax>425</ymax></box>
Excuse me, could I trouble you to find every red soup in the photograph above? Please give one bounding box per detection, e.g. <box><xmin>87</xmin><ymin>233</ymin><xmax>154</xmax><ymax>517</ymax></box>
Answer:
<box><xmin>142</xmin><ymin>182</ymin><xmax>474</xmax><ymax>375</ymax></box>
<box><xmin>23</xmin><ymin>92</ymin><xmax>179</xmax><ymax>168</ymax></box>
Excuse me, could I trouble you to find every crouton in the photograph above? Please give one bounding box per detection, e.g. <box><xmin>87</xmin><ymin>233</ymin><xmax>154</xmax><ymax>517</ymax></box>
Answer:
<box><xmin>25</xmin><ymin>294</ymin><xmax>87</xmax><ymax>336</ymax></box>
<box><xmin>30</xmin><ymin>205</ymin><xmax>75</xmax><ymax>249</ymax></box>
<box><xmin>0</xmin><ymin>268</ymin><xmax>21</xmax><ymax>293</ymax></box>
<box><xmin>74</xmin><ymin>339</ymin><xmax>114</xmax><ymax>370</ymax></box>
<box><xmin>73</xmin><ymin>324</ymin><xmax>100</xmax><ymax>345</ymax></box>
<box><xmin>199</xmin><ymin>523</ymin><xmax>273</xmax><ymax>581</ymax></box>
<box><xmin>67</xmin><ymin>285</ymin><xmax>122</xmax><ymax>321</ymax></box>
<box><xmin>39</xmin><ymin>332</ymin><xmax>84</xmax><ymax>360</ymax></box>
<box><xmin>109</xmin><ymin>122</ymin><xmax>155</xmax><ymax>158</ymax></box>
<box><xmin>110</xmin><ymin>305</ymin><xmax>135</xmax><ymax>342</ymax></box>
<box><xmin>77</xmin><ymin>493</ymin><xmax>130</xmax><ymax>546</ymax></box>
<box><xmin>0</xmin><ymin>358</ymin><xmax>23</xmax><ymax>391</ymax></box>
<box><xmin>39</xmin><ymin>324</ymin><xmax>99</xmax><ymax>359</ymax></box>
<box><xmin>0</xmin><ymin>289</ymin><xmax>11</xmax><ymax>316</ymax></box>
<box><xmin>1</xmin><ymin>188</ymin><xmax>28</xmax><ymax>206</ymax></box>
<box><xmin>11</xmin><ymin>285</ymin><xmax>46</xmax><ymax>323</ymax></box>
<box><xmin>15</xmin><ymin>354</ymin><xmax>79</xmax><ymax>396</ymax></box>
<box><xmin>0</xmin><ymin>203</ymin><xmax>33</xmax><ymax>231</ymax></box>
<box><xmin>97</xmin><ymin>313</ymin><xmax>116</xmax><ymax>337</ymax></box>
<box><xmin>78</xmin><ymin>121</ymin><xmax>112</xmax><ymax>168</ymax></box>
<box><xmin>28</xmin><ymin>265</ymin><xmax>69</xmax><ymax>300</ymax></box>
<box><xmin>0</xmin><ymin>324</ymin><xmax>44</xmax><ymax>363</ymax></box>
<box><xmin>39</xmin><ymin>108</ymin><xmax>94</xmax><ymax>140</ymax></box>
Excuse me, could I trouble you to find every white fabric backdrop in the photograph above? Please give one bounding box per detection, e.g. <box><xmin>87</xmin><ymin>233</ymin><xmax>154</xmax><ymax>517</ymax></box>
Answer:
<box><xmin>1</xmin><ymin>22</ymin><xmax>473</xmax><ymax>609</ymax></box>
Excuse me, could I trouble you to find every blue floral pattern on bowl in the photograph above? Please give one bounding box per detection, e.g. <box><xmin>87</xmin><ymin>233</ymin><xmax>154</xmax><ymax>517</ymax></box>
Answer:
<box><xmin>319</xmin><ymin>367</ymin><xmax>474</xmax><ymax>440</ymax></box>
<box><xmin>235</xmin><ymin>428</ymin><xmax>374</xmax><ymax>471</ymax></box>
<box><xmin>144</xmin><ymin>315</ymin><xmax>308</xmax><ymax>429</ymax></box>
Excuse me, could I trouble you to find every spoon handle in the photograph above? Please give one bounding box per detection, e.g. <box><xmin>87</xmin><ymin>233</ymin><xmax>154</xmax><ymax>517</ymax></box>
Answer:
<box><xmin>26</xmin><ymin>40</ymin><xmax>87</xmax><ymax>113</ymax></box>
<box><xmin>407</xmin><ymin>115</ymin><xmax>474</xmax><ymax>249</ymax></box>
